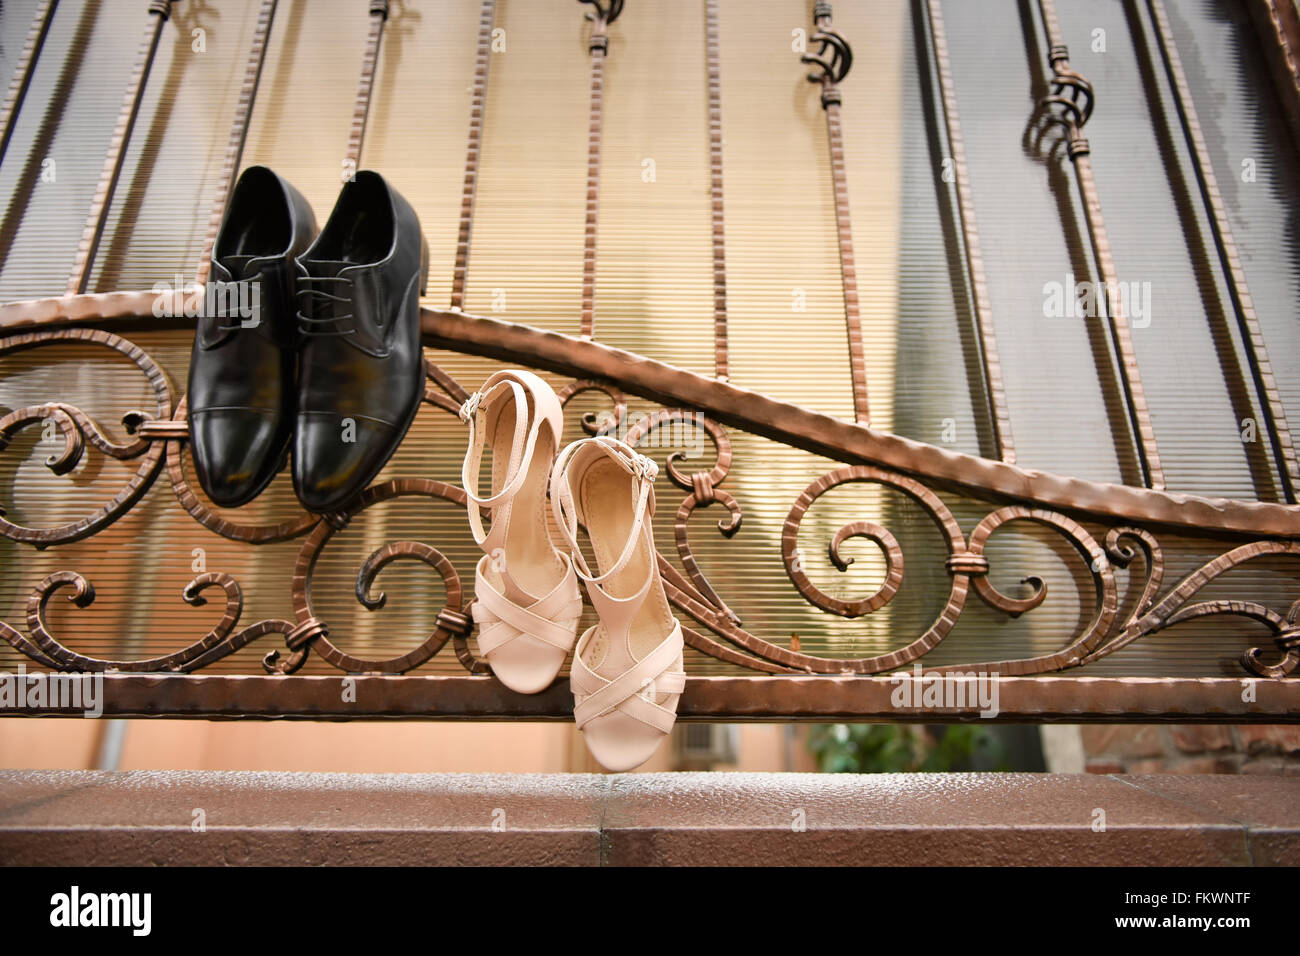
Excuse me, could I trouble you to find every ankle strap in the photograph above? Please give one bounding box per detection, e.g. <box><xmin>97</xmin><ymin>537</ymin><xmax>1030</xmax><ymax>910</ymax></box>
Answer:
<box><xmin>460</xmin><ymin>371</ymin><xmax>559</xmax><ymax>548</ymax></box>
<box><xmin>550</xmin><ymin>437</ymin><xmax>659</xmax><ymax>589</ymax></box>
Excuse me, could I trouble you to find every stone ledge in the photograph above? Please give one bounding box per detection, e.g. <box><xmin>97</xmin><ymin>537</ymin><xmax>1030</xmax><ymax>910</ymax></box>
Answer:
<box><xmin>0</xmin><ymin>770</ymin><xmax>1296</xmax><ymax>866</ymax></box>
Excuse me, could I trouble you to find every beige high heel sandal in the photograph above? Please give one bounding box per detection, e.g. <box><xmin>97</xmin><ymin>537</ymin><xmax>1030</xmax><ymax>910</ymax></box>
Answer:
<box><xmin>460</xmin><ymin>370</ymin><xmax>582</xmax><ymax>694</ymax></box>
<box><xmin>550</xmin><ymin>436</ymin><xmax>686</xmax><ymax>771</ymax></box>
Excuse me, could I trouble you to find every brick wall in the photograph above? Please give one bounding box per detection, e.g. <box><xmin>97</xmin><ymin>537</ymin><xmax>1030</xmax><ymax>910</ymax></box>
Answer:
<box><xmin>1082</xmin><ymin>725</ymin><xmax>1300</xmax><ymax>775</ymax></box>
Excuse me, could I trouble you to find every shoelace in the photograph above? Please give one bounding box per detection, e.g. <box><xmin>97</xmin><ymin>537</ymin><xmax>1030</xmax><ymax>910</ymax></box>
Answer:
<box><xmin>209</xmin><ymin>256</ymin><xmax>258</xmax><ymax>332</ymax></box>
<box><xmin>295</xmin><ymin>274</ymin><xmax>357</xmax><ymax>337</ymax></box>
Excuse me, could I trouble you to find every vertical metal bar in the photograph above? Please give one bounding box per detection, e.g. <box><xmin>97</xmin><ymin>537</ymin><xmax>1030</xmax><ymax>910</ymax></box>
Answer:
<box><xmin>579</xmin><ymin>2</ymin><xmax>620</xmax><ymax>339</ymax></box>
<box><xmin>1073</xmin><ymin>141</ymin><xmax>1166</xmax><ymax>490</ymax></box>
<box><xmin>66</xmin><ymin>0</ymin><xmax>173</xmax><ymax>296</ymax></box>
<box><xmin>94</xmin><ymin>719</ymin><xmax>128</xmax><ymax>771</ymax></box>
<box><xmin>1146</xmin><ymin>0</ymin><xmax>1299</xmax><ymax>502</ymax></box>
<box><xmin>705</xmin><ymin>0</ymin><xmax>728</xmax><ymax>379</ymax></box>
<box><xmin>825</xmin><ymin>103</ymin><xmax>869</xmax><ymax>424</ymax></box>
<box><xmin>346</xmin><ymin>0</ymin><xmax>390</xmax><ymax>172</ymax></box>
<box><xmin>922</xmin><ymin>0</ymin><xmax>1016</xmax><ymax>464</ymax></box>
<box><xmin>196</xmin><ymin>0</ymin><xmax>278</xmax><ymax>285</ymax></box>
<box><xmin>808</xmin><ymin>3</ymin><xmax>869</xmax><ymax>425</ymax></box>
<box><xmin>450</xmin><ymin>0</ymin><xmax>496</xmax><ymax>312</ymax></box>
<box><xmin>580</xmin><ymin>48</ymin><xmax>603</xmax><ymax>338</ymax></box>
<box><xmin>1035</xmin><ymin>0</ymin><xmax>1165</xmax><ymax>489</ymax></box>
<box><xmin>1247</xmin><ymin>0</ymin><xmax>1300</xmax><ymax>150</ymax></box>
<box><xmin>0</xmin><ymin>0</ymin><xmax>59</xmax><ymax>168</ymax></box>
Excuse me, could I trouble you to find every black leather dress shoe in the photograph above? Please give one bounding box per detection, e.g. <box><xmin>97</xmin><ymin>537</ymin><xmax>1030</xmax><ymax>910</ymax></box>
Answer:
<box><xmin>187</xmin><ymin>165</ymin><xmax>317</xmax><ymax>507</ymax></box>
<box><xmin>292</xmin><ymin>171</ymin><xmax>429</xmax><ymax>514</ymax></box>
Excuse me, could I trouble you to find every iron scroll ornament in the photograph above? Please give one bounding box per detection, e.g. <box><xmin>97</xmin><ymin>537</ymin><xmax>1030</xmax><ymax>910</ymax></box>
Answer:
<box><xmin>0</xmin><ymin>327</ymin><xmax>170</xmax><ymax>548</ymax></box>
<box><xmin>0</xmin><ymin>302</ymin><xmax>1298</xmax><ymax>680</ymax></box>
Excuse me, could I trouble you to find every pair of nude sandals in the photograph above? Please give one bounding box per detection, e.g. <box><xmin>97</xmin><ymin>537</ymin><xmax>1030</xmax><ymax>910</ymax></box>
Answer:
<box><xmin>459</xmin><ymin>370</ymin><xmax>685</xmax><ymax>772</ymax></box>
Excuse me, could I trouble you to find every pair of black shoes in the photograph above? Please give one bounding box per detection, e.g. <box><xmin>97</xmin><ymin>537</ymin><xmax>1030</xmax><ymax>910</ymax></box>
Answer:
<box><xmin>187</xmin><ymin>166</ymin><xmax>429</xmax><ymax>514</ymax></box>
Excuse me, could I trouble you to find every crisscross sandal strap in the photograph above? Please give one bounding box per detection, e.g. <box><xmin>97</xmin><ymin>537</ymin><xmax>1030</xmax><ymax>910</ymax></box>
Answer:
<box><xmin>571</xmin><ymin>619</ymin><xmax>685</xmax><ymax>734</ymax></box>
<box><xmin>459</xmin><ymin>371</ymin><xmax>559</xmax><ymax>549</ymax></box>
<box><xmin>550</xmin><ymin>436</ymin><xmax>659</xmax><ymax>589</ymax></box>
<box><xmin>471</xmin><ymin>553</ymin><xmax>583</xmax><ymax>659</ymax></box>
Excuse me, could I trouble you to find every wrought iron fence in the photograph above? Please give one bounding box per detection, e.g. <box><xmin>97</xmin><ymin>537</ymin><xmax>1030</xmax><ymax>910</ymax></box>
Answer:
<box><xmin>1</xmin><ymin>0</ymin><xmax>1298</xmax><ymax>721</ymax></box>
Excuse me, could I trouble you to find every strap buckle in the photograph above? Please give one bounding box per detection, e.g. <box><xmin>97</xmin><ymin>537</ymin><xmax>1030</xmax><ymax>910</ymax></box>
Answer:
<box><xmin>458</xmin><ymin>391</ymin><xmax>482</xmax><ymax>424</ymax></box>
<box><xmin>630</xmin><ymin>451</ymin><xmax>659</xmax><ymax>483</ymax></box>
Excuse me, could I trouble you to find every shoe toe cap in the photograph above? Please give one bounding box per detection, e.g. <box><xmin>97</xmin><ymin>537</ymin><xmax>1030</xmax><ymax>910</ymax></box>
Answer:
<box><xmin>189</xmin><ymin>408</ymin><xmax>286</xmax><ymax>507</ymax></box>
<box><xmin>293</xmin><ymin>414</ymin><xmax>401</xmax><ymax>513</ymax></box>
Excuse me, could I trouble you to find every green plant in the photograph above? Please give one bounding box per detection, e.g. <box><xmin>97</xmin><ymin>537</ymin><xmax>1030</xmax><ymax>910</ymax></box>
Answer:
<box><xmin>807</xmin><ymin>723</ymin><xmax>1007</xmax><ymax>772</ymax></box>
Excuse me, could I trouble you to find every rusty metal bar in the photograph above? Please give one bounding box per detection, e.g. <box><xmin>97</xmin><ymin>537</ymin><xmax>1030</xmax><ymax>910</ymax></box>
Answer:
<box><xmin>705</xmin><ymin>0</ymin><xmax>728</xmax><ymax>379</ymax></box>
<box><xmin>346</xmin><ymin>0</ymin><xmax>390</xmax><ymax>172</ymax></box>
<box><xmin>195</xmin><ymin>0</ymin><xmax>278</xmax><ymax>286</ymax></box>
<box><xmin>804</xmin><ymin>2</ymin><xmax>868</xmax><ymax>424</ymax></box>
<box><xmin>2</xmin><ymin>673</ymin><xmax>1296</xmax><ymax>721</ymax></box>
<box><xmin>0</xmin><ymin>0</ymin><xmax>59</xmax><ymax>168</ymax></box>
<box><xmin>579</xmin><ymin>1</ymin><xmax>622</xmax><ymax>339</ymax></box>
<box><xmin>66</xmin><ymin>0</ymin><xmax>173</xmax><ymax>296</ymax></box>
<box><xmin>922</xmin><ymin>0</ymin><xmax>1016</xmax><ymax>464</ymax></box>
<box><xmin>1248</xmin><ymin>0</ymin><xmax>1300</xmax><ymax>149</ymax></box>
<box><xmin>580</xmin><ymin>46</ymin><xmax>603</xmax><ymax>339</ymax></box>
<box><xmin>1146</xmin><ymin>0</ymin><xmax>1299</xmax><ymax>503</ymax></box>
<box><xmin>422</xmin><ymin>305</ymin><xmax>1300</xmax><ymax>535</ymax></box>
<box><xmin>4</xmin><ymin>290</ymin><xmax>1298</xmax><ymax>537</ymax></box>
<box><xmin>450</xmin><ymin>0</ymin><xmax>496</xmax><ymax>311</ymax></box>
<box><xmin>1034</xmin><ymin>0</ymin><xmax>1165</xmax><ymax>490</ymax></box>
<box><xmin>826</xmin><ymin>96</ymin><xmax>868</xmax><ymax>418</ymax></box>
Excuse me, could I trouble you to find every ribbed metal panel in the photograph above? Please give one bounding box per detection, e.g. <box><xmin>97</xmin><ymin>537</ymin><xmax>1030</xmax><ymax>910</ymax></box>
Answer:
<box><xmin>460</xmin><ymin>0</ymin><xmax>588</xmax><ymax>332</ymax></box>
<box><xmin>1052</xmin><ymin>0</ymin><xmax>1266</xmax><ymax>500</ymax></box>
<box><xmin>1166</xmin><ymin>0</ymin><xmax>1300</xmax><ymax>495</ymax></box>
<box><xmin>0</xmin><ymin>0</ymin><xmax>136</xmax><ymax>301</ymax></box>
<box><xmin>718</xmin><ymin>0</ymin><xmax>855</xmax><ymax>421</ymax></box>
<box><xmin>85</xmin><ymin>1</ymin><xmax>264</xmax><ymax>293</ymax></box>
<box><xmin>0</xmin><ymin>2</ymin><xmax>42</xmax><ymax>77</ymax></box>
